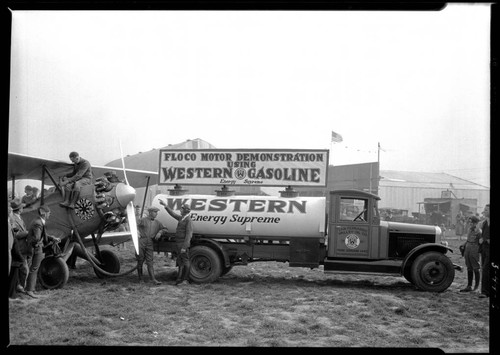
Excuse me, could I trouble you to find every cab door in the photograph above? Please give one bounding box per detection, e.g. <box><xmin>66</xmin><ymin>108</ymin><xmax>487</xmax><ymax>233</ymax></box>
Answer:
<box><xmin>328</xmin><ymin>192</ymin><xmax>372</xmax><ymax>258</ymax></box>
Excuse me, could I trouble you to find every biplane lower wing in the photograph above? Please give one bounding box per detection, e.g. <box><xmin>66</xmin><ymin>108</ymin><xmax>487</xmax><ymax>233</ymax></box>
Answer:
<box><xmin>81</xmin><ymin>231</ymin><xmax>133</xmax><ymax>248</ymax></box>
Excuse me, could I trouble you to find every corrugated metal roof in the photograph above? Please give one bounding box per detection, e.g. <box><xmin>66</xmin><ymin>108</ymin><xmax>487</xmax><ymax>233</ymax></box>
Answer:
<box><xmin>105</xmin><ymin>138</ymin><xmax>216</xmax><ymax>172</ymax></box>
<box><xmin>379</xmin><ymin>170</ymin><xmax>489</xmax><ymax>190</ymax></box>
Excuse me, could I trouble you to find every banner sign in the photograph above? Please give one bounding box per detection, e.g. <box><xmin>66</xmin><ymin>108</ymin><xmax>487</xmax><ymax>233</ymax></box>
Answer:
<box><xmin>158</xmin><ymin>149</ymin><xmax>329</xmax><ymax>187</ymax></box>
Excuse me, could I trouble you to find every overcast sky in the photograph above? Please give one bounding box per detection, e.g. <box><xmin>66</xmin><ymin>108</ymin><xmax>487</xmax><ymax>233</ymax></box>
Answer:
<box><xmin>8</xmin><ymin>4</ymin><xmax>491</xmax><ymax>187</ymax></box>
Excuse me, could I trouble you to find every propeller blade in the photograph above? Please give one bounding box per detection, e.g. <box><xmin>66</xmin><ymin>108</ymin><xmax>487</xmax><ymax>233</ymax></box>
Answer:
<box><xmin>119</xmin><ymin>139</ymin><xmax>130</xmax><ymax>186</ymax></box>
<box><xmin>127</xmin><ymin>201</ymin><xmax>139</xmax><ymax>254</ymax></box>
<box><xmin>119</xmin><ymin>140</ymin><xmax>138</xmax><ymax>253</ymax></box>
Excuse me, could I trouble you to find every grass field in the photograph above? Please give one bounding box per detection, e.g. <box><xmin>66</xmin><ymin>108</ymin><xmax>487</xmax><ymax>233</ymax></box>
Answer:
<box><xmin>7</xmin><ymin>238</ymin><xmax>489</xmax><ymax>351</ymax></box>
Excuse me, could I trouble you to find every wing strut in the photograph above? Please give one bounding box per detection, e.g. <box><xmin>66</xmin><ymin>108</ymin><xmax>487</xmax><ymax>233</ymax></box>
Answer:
<box><xmin>140</xmin><ymin>175</ymin><xmax>151</xmax><ymax>217</ymax></box>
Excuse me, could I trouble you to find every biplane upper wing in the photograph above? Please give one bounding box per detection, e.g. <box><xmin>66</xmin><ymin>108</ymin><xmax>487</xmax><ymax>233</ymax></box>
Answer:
<box><xmin>7</xmin><ymin>152</ymin><xmax>158</xmax><ymax>187</ymax></box>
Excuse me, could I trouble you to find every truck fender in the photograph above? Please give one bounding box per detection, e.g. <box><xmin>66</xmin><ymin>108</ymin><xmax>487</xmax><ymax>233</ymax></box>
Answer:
<box><xmin>192</xmin><ymin>238</ymin><xmax>230</xmax><ymax>268</ymax></box>
<box><xmin>401</xmin><ymin>243</ymin><xmax>453</xmax><ymax>278</ymax></box>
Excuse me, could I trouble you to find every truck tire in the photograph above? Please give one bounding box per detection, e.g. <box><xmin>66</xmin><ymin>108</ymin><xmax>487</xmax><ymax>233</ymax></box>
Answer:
<box><xmin>38</xmin><ymin>256</ymin><xmax>70</xmax><ymax>289</ymax></box>
<box><xmin>220</xmin><ymin>265</ymin><xmax>233</xmax><ymax>276</ymax></box>
<box><xmin>410</xmin><ymin>251</ymin><xmax>455</xmax><ymax>292</ymax></box>
<box><xmin>94</xmin><ymin>250</ymin><xmax>121</xmax><ymax>278</ymax></box>
<box><xmin>189</xmin><ymin>245</ymin><xmax>222</xmax><ymax>283</ymax></box>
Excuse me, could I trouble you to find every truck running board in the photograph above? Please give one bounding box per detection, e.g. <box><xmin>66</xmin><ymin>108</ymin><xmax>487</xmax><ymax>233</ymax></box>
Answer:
<box><xmin>323</xmin><ymin>259</ymin><xmax>402</xmax><ymax>275</ymax></box>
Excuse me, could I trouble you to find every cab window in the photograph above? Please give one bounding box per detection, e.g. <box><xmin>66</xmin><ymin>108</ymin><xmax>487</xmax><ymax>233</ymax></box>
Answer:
<box><xmin>340</xmin><ymin>198</ymin><xmax>368</xmax><ymax>222</ymax></box>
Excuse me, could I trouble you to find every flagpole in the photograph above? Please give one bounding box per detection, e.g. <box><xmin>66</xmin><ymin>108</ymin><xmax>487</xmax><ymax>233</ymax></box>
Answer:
<box><xmin>378</xmin><ymin>142</ymin><xmax>380</xmax><ymax>164</ymax></box>
<box><xmin>330</xmin><ymin>140</ymin><xmax>334</xmax><ymax>166</ymax></box>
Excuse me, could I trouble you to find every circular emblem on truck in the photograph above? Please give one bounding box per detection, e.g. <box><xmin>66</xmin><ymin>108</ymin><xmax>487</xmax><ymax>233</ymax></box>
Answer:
<box><xmin>345</xmin><ymin>234</ymin><xmax>360</xmax><ymax>249</ymax></box>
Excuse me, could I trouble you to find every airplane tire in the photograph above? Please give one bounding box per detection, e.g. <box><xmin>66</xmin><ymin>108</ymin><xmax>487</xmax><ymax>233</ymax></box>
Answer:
<box><xmin>38</xmin><ymin>256</ymin><xmax>70</xmax><ymax>290</ymax></box>
<box><xmin>189</xmin><ymin>245</ymin><xmax>222</xmax><ymax>284</ymax></box>
<box><xmin>94</xmin><ymin>250</ymin><xmax>121</xmax><ymax>278</ymax></box>
<box><xmin>410</xmin><ymin>251</ymin><xmax>455</xmax><ymax>292</ymax></box>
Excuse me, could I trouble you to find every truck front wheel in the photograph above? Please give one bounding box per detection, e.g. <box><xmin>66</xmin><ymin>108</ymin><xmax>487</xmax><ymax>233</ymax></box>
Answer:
<box><xmin>189</xmin><ymin>245</ymin><xmax>222</xmax><ymax>283</ymax></box>
<box><xmin>410</xmin><ymin>251</ymin><xmax>455</xmax><ymax>292</ymax></box>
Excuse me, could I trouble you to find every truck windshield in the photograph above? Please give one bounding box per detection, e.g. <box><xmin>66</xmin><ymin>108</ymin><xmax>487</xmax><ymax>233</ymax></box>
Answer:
<box><xmin>340</xmin><ymin>198</ymin><xmax>368</xmax><ymax>222</ymax></box>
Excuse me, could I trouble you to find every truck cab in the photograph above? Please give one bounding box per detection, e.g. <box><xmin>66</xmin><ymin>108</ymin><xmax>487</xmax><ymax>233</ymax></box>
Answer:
<box><xmin>328</xmin><ymin>189</ymin><xmax>381</xmax><ymax>259</ymax></box>
<box><xmin>324</xmin><ymin>190</ymin><xmax>456</xmax><ymax>292</ymax></box>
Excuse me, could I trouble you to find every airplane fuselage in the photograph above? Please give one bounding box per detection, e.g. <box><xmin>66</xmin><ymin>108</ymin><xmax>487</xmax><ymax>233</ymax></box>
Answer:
<box><xmin>20</xmin><ymin>181</ymin><xmax>135</xmax><ymax>241</ymax></box>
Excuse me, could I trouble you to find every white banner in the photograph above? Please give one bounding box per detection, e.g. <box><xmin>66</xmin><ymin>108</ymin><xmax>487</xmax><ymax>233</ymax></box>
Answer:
<box><xmin>158</xmin><ymin>149</ymin><xmax>329</xmax><ymax>187</ymax></box>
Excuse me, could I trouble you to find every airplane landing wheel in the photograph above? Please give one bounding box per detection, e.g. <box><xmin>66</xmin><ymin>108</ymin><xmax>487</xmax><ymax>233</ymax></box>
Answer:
<box><xmin>94</xmin><ymin>249</ymin><xmax>120</xmax><ymax>278</ymax></box>
<box><xmin>38</xmin><ymin>256</ymin><xmax>70</xmax><ymax>289</ymax></box>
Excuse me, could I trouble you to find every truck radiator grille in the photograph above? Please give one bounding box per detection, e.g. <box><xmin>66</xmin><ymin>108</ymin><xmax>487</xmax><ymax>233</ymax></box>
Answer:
<box><xmin>388</xmin><ymin>233</ymin><xmax>435</xmax><ymax>258</ymax></box>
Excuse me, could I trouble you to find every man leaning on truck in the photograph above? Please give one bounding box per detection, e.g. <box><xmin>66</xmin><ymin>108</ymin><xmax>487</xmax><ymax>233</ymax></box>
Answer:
<box><xmin>159</xmin><ymin>200</ymin><xmax>193</xmax><ymax>286</ymax></box>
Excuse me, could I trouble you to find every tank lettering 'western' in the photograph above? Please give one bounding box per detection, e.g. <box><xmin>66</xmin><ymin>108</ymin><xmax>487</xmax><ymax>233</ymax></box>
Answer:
<box><xmin>163</xmin><ymin>198</ymin><xmax>307</xmax><ymax>214</ymax></box>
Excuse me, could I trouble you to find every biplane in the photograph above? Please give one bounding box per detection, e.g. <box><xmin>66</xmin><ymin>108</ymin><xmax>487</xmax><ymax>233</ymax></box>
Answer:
<box><xmin>7</xmin><ymin>152</ymin><xmax>158</xmax><ymax>289</ymax></box>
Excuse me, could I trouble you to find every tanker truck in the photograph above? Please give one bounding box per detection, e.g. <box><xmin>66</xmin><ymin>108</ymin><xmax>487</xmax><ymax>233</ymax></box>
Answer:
<box><xmin>151</xmin><ymin>189</ymin><xmax>459</xmax><ymax>292</ymax></box>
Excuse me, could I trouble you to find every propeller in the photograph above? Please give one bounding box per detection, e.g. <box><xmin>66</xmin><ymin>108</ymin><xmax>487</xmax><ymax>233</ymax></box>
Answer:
<box><xmin>120</xmin><ymin>140</ymin><xmax>140</xmax><ymax>255</ymax></box>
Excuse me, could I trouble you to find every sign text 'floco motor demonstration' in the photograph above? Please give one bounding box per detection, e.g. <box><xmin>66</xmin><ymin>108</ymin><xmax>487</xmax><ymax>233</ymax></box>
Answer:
<box><xmin>158</xmin><ymin>149</ymin><xmax>329</xmax><ymax>187</ymax></box>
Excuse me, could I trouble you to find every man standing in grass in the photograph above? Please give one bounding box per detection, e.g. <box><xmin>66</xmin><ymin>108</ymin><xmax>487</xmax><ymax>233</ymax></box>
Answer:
<box><xmin>478</xmin><ymin>204</ymin><xmax>490</xmax><ymax>298</ymax></box>
<box><xmin>25</xmin><ymin>206</ymin><xmax>60</xmax><ymax>298</ymax></box>
<box><xmin>136</xmin><ymin>207</ymin><xmax>167</xmax><ymax>285</ymax></box>
<box><xmin>159</xmin><ymin>200</ymin><xmax>193</xmax><ymax>286</ymax></box>
<box><xmin>460</xmin><ymin>216</ymin><xmax>482</xmax><ymax>293</ymax></box>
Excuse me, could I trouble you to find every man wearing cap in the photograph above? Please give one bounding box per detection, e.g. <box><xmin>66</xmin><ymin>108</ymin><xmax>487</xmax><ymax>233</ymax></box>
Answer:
<box><xmin>135</xmin><ymin>205</ymin><xmax>147</xmax><ymax>220</ymax></box>
<box><xmin>478</xmin><ymin>204</ymin><xmax>490</xmax><ymax>298</ymax></box>
<box><xmin>159</xmin><ymin>200</ymin><xmax>193</xmax><ymax>286</ymax></box>
<box><xmin>59</xmin><ymin>151</ymin><xmax>93</xmax><ymax>209</ymax></box>
<box><xmin>460</xmin><ymin>215</ymin><xmax>482</xmax><ymax>293</ymax></box>
<box><xmin>25</xmin><ymin>206</ymin><xmax>61</xmax><ymax>298</ymax></box>
<box><xmin>9</xmin><ymin>198</ymin><xmax>30</xmax><ymax>293</ymax></box>
<box><xmin>136</xmin><ymin>206</ymin><xmax>167</xmax><ymax>285</ymax></box>
<box><xmin>21</xmin><ymin>185</ymin><xmax>36</xmax><ymax>207</ymax></box>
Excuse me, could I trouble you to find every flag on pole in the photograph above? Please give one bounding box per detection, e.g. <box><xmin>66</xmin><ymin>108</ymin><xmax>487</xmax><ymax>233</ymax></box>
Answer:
<box><xmin>331</xmin><ymin>131</ymin><xmax>343</xmax><ymax>143</ymax></box>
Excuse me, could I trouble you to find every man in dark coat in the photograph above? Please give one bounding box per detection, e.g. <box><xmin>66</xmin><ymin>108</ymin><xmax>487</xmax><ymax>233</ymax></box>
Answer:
<box><xmin>25</xmin><ymin>206</ymin><xmax>60</xmax><ymax>298</ymax></box>
<box><xmin>478</xmin><ymin>204</ymin><xmax>490</xmax><ymax>298</ymax></box>
<box><xmin>159</xmin><ymin>200</ymin><xmax>193</xmax><ymax>285</ymax></box>
<box><xmin>9</xmin><ymin>198</ymin><xmax>30</xmax><ymax>293</ymax></box>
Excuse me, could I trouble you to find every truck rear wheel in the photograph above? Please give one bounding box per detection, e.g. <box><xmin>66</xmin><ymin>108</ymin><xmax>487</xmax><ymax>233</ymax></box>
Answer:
<box><xmin>221</xmin><ymin>265</ymin><xmax>233</xmax><ymax>276</ymax></box>
<box><xmin>410</xmin><ymin>251</ymin><xmax>454</xmax><ymax>292</ymax></box>
<box><xmin>189</xmin><ymin>245</ymin><xmax>222</xmax><ymax>283</ymax></box>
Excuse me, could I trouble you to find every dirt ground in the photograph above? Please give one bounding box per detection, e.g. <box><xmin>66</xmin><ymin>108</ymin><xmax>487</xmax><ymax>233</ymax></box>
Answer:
<box><xmin>7</xmin><ymin>237</ymin><xmax>491</xmax><ymax>351</ymax></box>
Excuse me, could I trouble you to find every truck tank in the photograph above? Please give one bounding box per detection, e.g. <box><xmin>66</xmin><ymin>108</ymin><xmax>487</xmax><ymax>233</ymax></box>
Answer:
<box><xmin>152</xmin><ymin>194</ymin><xmax>326</xmax><ymax>239</ymax></box>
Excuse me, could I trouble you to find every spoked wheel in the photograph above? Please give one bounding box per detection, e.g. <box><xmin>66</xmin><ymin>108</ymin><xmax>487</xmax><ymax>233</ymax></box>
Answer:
<box><xmin>38</xmin><ymin>256</ymin><xmax>70</xmax><ymax>289</ymax></box>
